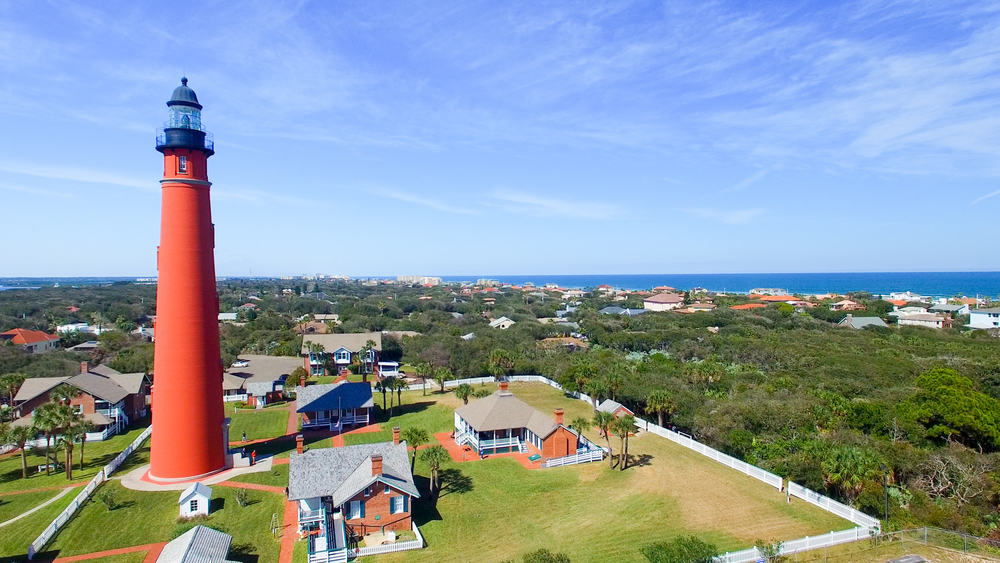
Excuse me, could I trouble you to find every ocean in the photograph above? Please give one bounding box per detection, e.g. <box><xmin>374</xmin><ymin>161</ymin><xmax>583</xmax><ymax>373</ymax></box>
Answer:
<box><xmin>439</xmin><ymin>272</ymin><xmax>1000</xmax><ymax>298</ymax></box>
<box><xmin>2</xmin><ymin>272</ymin><xmax>999</xmax><ymax>298</ymax></box>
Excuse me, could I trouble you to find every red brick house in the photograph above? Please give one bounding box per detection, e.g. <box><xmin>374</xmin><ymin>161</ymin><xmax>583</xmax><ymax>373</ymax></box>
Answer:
<box><xmin>1</xmin><ymin>328</ymin><xmax>60</xmax><ymax>354</ymax></box>
<box><xmin>454</xmin><ymin>381</ymin><xmax>587</xmax><ymax>459</ymax></box>
<box><xmin>597</xmin><ymin>399</ymin><xmax>634</xmax><ymax>419</ymax></box>
<box><xmin>287</xmin><ymin>430</ymin><xmax>418</xmax><ymax>559</ymax></box>
<box><xmin>12</xmin><ymin>362</ymin><xmax>149</xmax><ymax>440</ymax></box>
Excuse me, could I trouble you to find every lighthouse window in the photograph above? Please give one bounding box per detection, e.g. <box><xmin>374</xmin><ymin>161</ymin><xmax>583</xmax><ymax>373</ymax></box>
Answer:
<box><xmin>178</xmin><ymin>156</ymin><xmax>188</xmax><ymax>173</ymax></box>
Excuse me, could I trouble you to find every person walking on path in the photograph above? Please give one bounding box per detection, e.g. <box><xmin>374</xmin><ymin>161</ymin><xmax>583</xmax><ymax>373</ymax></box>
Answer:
<box><xmin>250</xmin><ymin>450</ymin><xmax>256</xmax><ymax>466</ymax></box>
<box><xmin>242</xmin><ymin>431</ymin><xmax>247</xmax><ymax>442</ymax></box>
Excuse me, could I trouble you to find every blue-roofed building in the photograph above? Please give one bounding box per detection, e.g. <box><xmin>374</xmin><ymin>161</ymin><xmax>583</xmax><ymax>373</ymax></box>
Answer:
<box><xmin>296</xmin><ymin>381</ymin><xmax>375</xmax><ymax>431</ymax></box>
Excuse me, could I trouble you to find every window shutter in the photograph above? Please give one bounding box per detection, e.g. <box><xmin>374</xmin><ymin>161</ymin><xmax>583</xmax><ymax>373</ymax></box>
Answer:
<box><xmin>403</xmin><ymin>495</ymin><xmax>408</xmax><ymax>513</ymax></box>
<box><xmin>360</xmin><ymin>502</ymin><xmax>365</xmax><ymax>519</ymax></box>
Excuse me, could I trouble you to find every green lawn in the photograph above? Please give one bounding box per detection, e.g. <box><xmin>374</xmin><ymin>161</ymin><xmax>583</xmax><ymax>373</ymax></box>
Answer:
<box><xmin>0</xmin><ymin>426</ymin><xmax>150</xmax><ymax>494</ymax></box>
<box><xmin>45</xmin><ymin>481</ymin><xmax>283</xmax><ymax>562</ymax></box>
<box><xmin>229</xmin><ymin>408</ymin><xmax>289</xmax><ymax>442</ymax></box>
<box><xmin>0</xmin><ymin>489</ymin><xmax>66</xmax><ymax>523</ymax></box>
<box><xmin>230</xmin><ymin>463</ymin><xmax>289</xmax><ymax>488</ymax></box>
<box><xmin>368</xmin><ymin>382</ymin><xmax>850</xmax><ymax>563</ymax></box>
<box><xmin>0</xmin><ymin>487</ymin><xmax>78</xmax><ymax>561</ymax></box>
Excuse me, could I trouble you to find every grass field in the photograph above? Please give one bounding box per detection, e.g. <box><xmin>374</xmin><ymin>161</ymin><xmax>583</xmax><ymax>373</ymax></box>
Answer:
<box><xmin>0</xmin><ymin>489</ymin><xmax>65</xmax><ymax>523</ymax></box>
<box><xmin>0</xmin><ymin>426</ymin><xmax>149</xmax><ymax>494</ymax></box>
<box><xmin>44</xmin><ymin>481</ymin><xmax>283</xmax><ymax>561</ymax></box>
<box><xmin>230</xmin><ymin>463</ymin><xmax>289</xmax><ymax>488</ymax></box>
<box><xmin>228</xmin><ymin>407</ymin><xmax>289</xmax><ymax>441</ymax></box>
<box><xmin>0</xmin><ymin>487</ymin><xmax>78</xmax><ymax>561</ymax></box>
<box><xmin>364</xmin><ymin>382</ymin><xmax>850</xmax><ymax>562</ymax></box>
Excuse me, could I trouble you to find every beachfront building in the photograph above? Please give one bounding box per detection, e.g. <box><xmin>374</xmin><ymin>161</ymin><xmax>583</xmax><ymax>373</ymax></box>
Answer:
<box><xmin>969</xmin><ymin>308</ymin><xmax>1000</xmax><ymax>330</ymax></box>
<box><xmin>897</xmin><ymin>313</ymin><xmax>952</xmax><ymax>330</ymax></box>
<box><xmin>643</xmin><ymin>293</ymin><xmax>685</xmax><ymax>312</ymax></box>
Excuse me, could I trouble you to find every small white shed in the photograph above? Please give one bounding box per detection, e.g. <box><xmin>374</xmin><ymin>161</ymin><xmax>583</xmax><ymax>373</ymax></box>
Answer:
<box><xmin>179</xmin><ymin>482</ymin><xmax>212</xmax><ymax>518</ymax></box>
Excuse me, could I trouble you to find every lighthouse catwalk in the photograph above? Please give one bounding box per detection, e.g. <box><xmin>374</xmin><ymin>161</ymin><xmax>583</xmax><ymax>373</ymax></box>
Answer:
<box><xmin>148</xmin><ymin>78</ymin><xmax>228</xmax><ymax>482</ymax></box>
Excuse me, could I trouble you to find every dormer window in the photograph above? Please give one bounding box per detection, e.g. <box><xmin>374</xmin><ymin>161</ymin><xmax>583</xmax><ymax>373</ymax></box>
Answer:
<box><xmin>178</xmin><ymin>156</ymin><xmax>187</xmax><ymax>173</ymax></box>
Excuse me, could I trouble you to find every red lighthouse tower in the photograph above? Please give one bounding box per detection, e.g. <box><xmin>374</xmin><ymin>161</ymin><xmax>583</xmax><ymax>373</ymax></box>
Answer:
<box><xmin>149</xmin><ymin>78</ymin><xmax>227</xmax><ymax>481</ymax></box>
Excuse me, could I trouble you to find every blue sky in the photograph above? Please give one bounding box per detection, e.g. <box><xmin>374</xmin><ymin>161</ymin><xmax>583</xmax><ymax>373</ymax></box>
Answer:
<box><xmin>2</xmin><ymin>1</ymin><xmax>1000</xmax><ymax>277</ymax></box>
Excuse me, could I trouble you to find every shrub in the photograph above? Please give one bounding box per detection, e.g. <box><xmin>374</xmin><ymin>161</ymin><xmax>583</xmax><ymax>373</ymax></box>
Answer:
<box><xmin>641</xmin><ymin>536</ymin><xmax>718</xmax><ymax>563</ymax></box>
<box><xmin>97</xmin><ymin>489</ymin><xmax>118</xmax><ymax>511</ymax></box>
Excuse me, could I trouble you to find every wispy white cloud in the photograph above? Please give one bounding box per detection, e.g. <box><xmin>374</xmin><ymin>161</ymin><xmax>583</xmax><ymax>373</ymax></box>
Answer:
<box><xmin>0</xmin><ymin>182</ymin><xmax>73</xmax><ymax>198</ymax></box>
<box><xmin>370</xmin><ymin>187</ymin><xmax>479</xmax><ymax>215</ymax></box>
<box><xmin>971</xmin><ymin>189</ymin><xmax>1000</xmax><ymax>206</ymax></box>
<box><xmin>0</xmin><ymin>161</ymin><xmax>153</xmax><ymax>191</ymax></box>
<box><xmin>487</xmin><ymin>190</ymin><xmax>620</xmax><ymax>219</ymax></box>
<box><xmin>682</xmin><ymin>207</ymin><xmax>766</xmax><ymax>225</ymax></box>
<box><xmin>723</xmin><ymin>168</ymin><xmax>771</xmax><ymax>193</ymax></box>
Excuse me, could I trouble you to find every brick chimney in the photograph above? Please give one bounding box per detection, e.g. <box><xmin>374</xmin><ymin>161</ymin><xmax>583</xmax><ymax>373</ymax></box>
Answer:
<box><xmin>371</xmin><ymin>454</ymin><xmax>383</xmax><ymax>476</ymax></box>
<box><xmin>393</xmin><ymin>426</ymin><xmax>400</xmax><ymax>445</ymax></box>
<box><xmin>499</xmin><ymin>381</ymin><xmax>508</xmax><ymax>392</ymax></box>
<box><xmin>80</xmin><ymin>361</ymin><xmax>88</xmax><ymax>374</ymax></box>
<box><xmin>295</xmin><ymin>434</ymin><xmax>304</xmax><ymax>454</ymax></box>
<box><xmin>554</xmin><ymin>408</ymin><xmax>564</xmax><ymax>425</ymax></box>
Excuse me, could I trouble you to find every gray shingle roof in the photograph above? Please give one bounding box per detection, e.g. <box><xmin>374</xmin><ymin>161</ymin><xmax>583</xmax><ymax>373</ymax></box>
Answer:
<box><xmin>13</xmin><ymin>377</ymin><xmax>69</xmax><ymax>403</ymax></box>
<box><xmin>301</xmin><ymin>332</ymin><xmax>381</xmax><ymax>354</ymax></box>
<box><xmin>929</xmin><ymin>304</ymin><xmax>964</xmax><ymax>313</ymax></box>
<box><xmin>89</xmin><ymin>364</ymin><xmax>122</xmax><ymax>377</ymax></box>
<box><xmin>597</xmin><ymin>399</ymin><xmax>632</xmax><ymax>415</ymax></box>
<box><xmin>287</xmin><ymin>441</ymin><xmax>419</xmax><ymax>505</ymax></box>
<box><xmin>295</xmin><ymin>382</ymin><xmax>374</xmax><ymax>413</ymax></box>
<box><xmin>455</xmin><ymin>391</ymin><xmax>559</xmax><ymax>438</ymax></box>
<box><xmin>107</xmin><ymin>372</ymin><xmax>146</xmax><ymax>394</ymax></box>
<box><xmin>972</xmin><ymin>307</ymin><xmax>1000</xmax><ymax>314</ymax></box>
<box><xmin>179</xmin><ymin>482</ymin><xmax>212</xmax><ymax>504</ymax></box>
<box><xmin>839</xmin><ymin>316</ymin><xmax>888</xmax><ymax>329</ymax></box>
<box><xmin>156</xmin><ymin>525</ymin><xmax>233</xmax><ymax>563</ymax></box>
<box><xmin>67</xmin><ymin>373</ymin><xmax>129</xmax><ymax>404</ymax></box>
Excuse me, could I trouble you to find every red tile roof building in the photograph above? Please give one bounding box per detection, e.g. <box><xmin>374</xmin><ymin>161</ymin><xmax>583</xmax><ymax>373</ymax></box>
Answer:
<box><xmin>0</xmin><ymin>328</ymin><xmax>60</xmax><ymax>354</ymax></box>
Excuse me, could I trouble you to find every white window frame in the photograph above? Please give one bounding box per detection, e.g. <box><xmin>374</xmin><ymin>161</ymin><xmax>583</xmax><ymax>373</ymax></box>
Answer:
<box><xmin>390</xmin><ymin>496</ymin><xmax>404</xmax><ymax>514</ymax></box>
<box><xmin>178</xmin><ymin>155</ymin><xmax>187</xmax><ymax>173</ymax></box>
<box><xmin>189</xmin><ymin>499</ymin><xmax>198</xmax><ymax>512</ymax></box>
<box><xmin>349</xmin><ymin>500</ymin><xmax>361</xmax><ymax>519</ymax></box>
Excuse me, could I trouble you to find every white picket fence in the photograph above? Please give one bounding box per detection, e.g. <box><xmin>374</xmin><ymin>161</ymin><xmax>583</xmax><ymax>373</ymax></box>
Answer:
<box><xmin>716</xmin><ymin>526</ymin><xmax>874</xmax><ymax>562</ymax></box>
<box><xmin>637</xmin><ymin>417</ymin><xmax>784</xmax><ymax>490</ymax></box>
<box><xmin>787</xmin><ymin>481</ymin><xmax>880</xmax><ymax>529</ymax></box>
<box><xmin>348</xmin><ymin>521</ymin><xmax>424</xmax><ymax>558</ymax></box>
<box><xmin>542</xmin><ymin>448</ymin><xmax>604</xmax><ymax>468</ymax></box>
<box><xmin>27</xmin><ymin>426</ymin><xmax>152</xmax><ymax>560</ymax></box>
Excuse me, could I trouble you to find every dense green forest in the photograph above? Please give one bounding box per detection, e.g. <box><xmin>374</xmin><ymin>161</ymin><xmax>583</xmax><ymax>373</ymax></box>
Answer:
<box><xmin>1</xmin><ymin>280</ymin><xmax>998</xmax><ymax>537</ymax></box>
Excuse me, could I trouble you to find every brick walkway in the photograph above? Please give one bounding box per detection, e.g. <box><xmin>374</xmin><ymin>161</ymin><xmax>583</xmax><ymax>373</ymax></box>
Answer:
<box><xmin>278</xmin><ymin>499</ymin><xmax>297</xmax><ymax>563</ymax></box>
<box><xmin>51</xmin><ymin>542</ymin><xmax>167</xmax><ymax>562</ymax></box>
<box><xmin>432</xmin><ymin>432</ymin><xmax>543</xmax><ymax>469</ymax></box>
<box><xmin>216</xmin><ymin>480</ymin><xmax>284</xmax><ymax>494</ymax></box>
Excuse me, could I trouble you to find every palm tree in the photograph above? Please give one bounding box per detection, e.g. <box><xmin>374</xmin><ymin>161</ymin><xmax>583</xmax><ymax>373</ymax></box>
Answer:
<box><xmin>487</xmin><ymin>349</ymin><xmax>515</xmax><ymax>380</ymax></box>
<box><xmin>454</xmin><ymin>383</ymin><xmax>473</xmax><ymax>405</ymax></box>
<box><xmin>0</xmin><ymin>373</ymin><xmax>26</xmax><ymax>412</ymax></box>
<box><xmin>593</xmin><ymin>411</ymin><xmax>615</xmax><ymax>468</ymax></box>
<box><xmin>50</xmin><ymin>384</ymin><xmax>77</xmax><ymax>405</ymax></box>
<box><xmin>75</xmin><ymin>417</ymin><xmax>94</xmax><ymax>471</ymax></box>
<box><xmin>401</xmin><ymin>427</ymin><xmax>430</xmax><ymax>470</ymax></box>
<box><xmin>7</xmin><ymin>424</ymin><xmax>36</xmax><ymax>479</ymax></box>
<box><xmin>570</xmin><ymin>417</ymin><xmax>591</xmax><ymax>435</ymax></box>
<box><xmin>420</xmin><ymin>445</ymin><xmax>449</xmax><ymax>494</ymax></box>
<box><xmin>433</xmin><ymin>367</ymin><xmax>452</xmax><ymax>394</ymax></box>
<box><xmin>645</xmin><ymin>390</ymin><xmax>676</xmax><ymax>427</ymax></box>
<box><xmin>34</xmin><ymin>402</ymin><xmax>68</xmax><ymax>475</ymax></box>
<box><xmin>382</xmin><ymin>376</ymin><xmax>397</xmax><ymax>416</ymax></box>
<box><xmin>605</xmin><ymin>372</ymin><xmax>623</xmax><ymax>401</ymax></box>
<box><xmin>60</xmin><ymin>413</ymin><xmax>86</xmax><ymax>480</ymax></box>
<box><xmin>584</xmin><ymin>379</ymin><xmax>607</xmax><ymax>411</ymax></box>
<box><xmin>415</xmin><ymin>362</ymin><xmax>431</xmax><ymax>396</ymax></box>
<box><xmin>374</xmin><ymin>379</ymin><xmax>388</xmax><ymax>410</ymax></box>
<box><xmin>392</xmin><ymin>376</ymin><xmax>407</xmax><ymax>408</ymax></box>
<box><xmin>613</xmin><ymin>414</ymin><xmax>636</xmax><ymax>471</ymax></box>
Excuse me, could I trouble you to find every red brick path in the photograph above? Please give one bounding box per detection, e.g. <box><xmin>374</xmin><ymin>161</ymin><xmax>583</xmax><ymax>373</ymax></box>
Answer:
<box><xmin>51</xmin><ymin>542</ymin><xmax>167</xmax><ymax>562</ymax></box>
